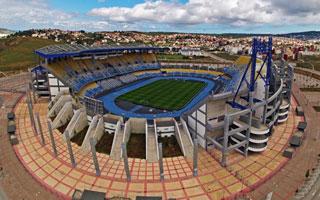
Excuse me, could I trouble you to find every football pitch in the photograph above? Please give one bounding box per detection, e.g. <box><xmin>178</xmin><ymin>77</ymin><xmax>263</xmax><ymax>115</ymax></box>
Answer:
<box><xmin>117</xmin><ymin>79</ymin><xmax>206</xmax><ymax>111</ymax></box>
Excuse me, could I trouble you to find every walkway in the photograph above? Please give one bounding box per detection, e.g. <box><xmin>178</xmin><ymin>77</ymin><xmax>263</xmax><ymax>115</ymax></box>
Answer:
<box><xmin>249</xmin><ymin>83</ymin><xmax>320</xmax><ymax>200</ymax></box>
<box><xmin>147</xmin><ymin>127</ymin><xmax>158</xmax><ymax>162</ymax></box>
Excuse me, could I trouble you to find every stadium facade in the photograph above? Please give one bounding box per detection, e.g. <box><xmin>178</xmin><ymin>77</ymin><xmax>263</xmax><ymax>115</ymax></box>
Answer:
<box><xmin>32</xmin><ymin>38</ymin><xmax>293</xmax><ymax>168</ymax></box>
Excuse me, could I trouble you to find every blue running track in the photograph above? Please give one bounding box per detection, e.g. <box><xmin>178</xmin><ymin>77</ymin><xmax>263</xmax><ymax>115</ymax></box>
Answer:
<box><xmin>99</xmin><ymin>76</ymin><xmax>215</xmax><ymax>119</ymax></box>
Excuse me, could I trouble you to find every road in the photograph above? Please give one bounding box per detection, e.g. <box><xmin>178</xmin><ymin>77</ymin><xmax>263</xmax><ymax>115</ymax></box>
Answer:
<box><xmin>0</xmin><ymin>184</ymin><xmax>8</xmax><ymax>200</ymax></box>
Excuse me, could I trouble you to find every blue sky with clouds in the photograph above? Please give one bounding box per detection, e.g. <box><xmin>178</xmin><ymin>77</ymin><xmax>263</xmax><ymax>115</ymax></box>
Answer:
<box><xmin>0</xmin><ymin>0</ymin><xmax>319</xmax><ymax>33</ymax></box>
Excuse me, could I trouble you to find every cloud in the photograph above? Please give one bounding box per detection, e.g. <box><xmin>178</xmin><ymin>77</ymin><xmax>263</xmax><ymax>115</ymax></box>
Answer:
<box><xmin>0</xmin><ymin>0</ymin><xmax>112</xmax><ymax>31</ymax></box>
<box><xmin>89</xmin><ymin>0</ymin><xmax>320</xmax><ymax>27</ymax></box>
<box><xmin>268</xmin><ymin>0</ymin><xmax>320</xmax><ymax>14</ymax></box>
<box><xmin>0</xmin><ymin>0</ymin><xmax>319</xmax><ymax>32</ymax></box>
<box><xmin>0</xmin><ymin>0</ymin><xmax>73</xmax><ymax>28</ymax></box>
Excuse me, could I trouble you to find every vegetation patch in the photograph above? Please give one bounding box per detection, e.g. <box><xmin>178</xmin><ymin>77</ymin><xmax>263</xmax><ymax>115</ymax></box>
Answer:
<box><xmin>96</xmin><ymin>132</ymin><xmax>115</xmax><ymax>154</ymax></box>
<box><xmin>296</xmin><ymin>55</ymin><xmax>320</xmax><ymax>72</ymax></box>
<box><xmin>211</xmin><ymin>52</ymin><xmax>240</xmax><ymax>61</ymax></box>
<box><xmin>158</xmin><ymin>136</ymin><xmax>183</xmax><ymax>157</ymax></box>
<box><xmin>0</xmin><ymin>37</ymin><xmax>59</xmax><ymax>71</ymax></box>
<box><xmin>127</xmin><ymin>134</ymin><xmax>146</xmax><ymax>159</ymax></box>
<box><xmin>313</xmin><ymin>106</ymin><xmax>320</xmax><ymax>112</ymax></box>
<box><xmin>300</xmin><ymin>88</ymin><xmax>320</xmax><ymax>92</ymax></box>
<box><xmin>70</xmin><ymin>126</ymin><xmax>89</xmax><ymax>146</ymax></box>
<box><xmin>156</xmin><ymin>53</ymin><xmax>219</xmax><ymax>63</ymax></box>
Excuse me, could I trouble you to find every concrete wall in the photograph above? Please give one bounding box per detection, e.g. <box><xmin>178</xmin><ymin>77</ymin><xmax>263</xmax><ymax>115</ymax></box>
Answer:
<box><xmin>187</xmin><ymin>104</ymin><xmax>207</xmax><ymax>148</ymax></box>
<box><xmin>48</xmin><ymin>73</ymin><xmax>69</xmax><ymax>99</ymax></box>
<box><xmin>130</xmin><ymin>118</ymin><xmax>146</xmax><ymax>134</ymax></box>
<box><xmin>65</xmin><ymin>108</ymin><xmax>88</xmax><ymax>139</ymax></box>
<box><xmin>51</xmin><ymin>101</ymin><xmax>73</xmax><ymax>129</ymax></box>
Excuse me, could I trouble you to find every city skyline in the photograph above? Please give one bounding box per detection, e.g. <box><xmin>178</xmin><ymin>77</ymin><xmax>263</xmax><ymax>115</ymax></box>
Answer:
<box><xmin>1</xmin><ymin>0</ymin><xmax>320</xmax><ymax>34</ymax></box>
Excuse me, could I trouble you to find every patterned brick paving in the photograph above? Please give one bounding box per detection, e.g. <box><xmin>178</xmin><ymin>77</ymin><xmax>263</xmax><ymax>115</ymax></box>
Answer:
<box><xmin>9</xmin><ymin>94</ymin><xmax>302</xmax><ymax>200</ymax></box>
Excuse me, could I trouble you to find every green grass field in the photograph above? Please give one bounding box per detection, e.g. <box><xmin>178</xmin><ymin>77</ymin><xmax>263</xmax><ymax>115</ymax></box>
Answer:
<box><xmin>117</xmin><ymin>79</ymin><xmax>206</xmax><ymax>111</ymax></box>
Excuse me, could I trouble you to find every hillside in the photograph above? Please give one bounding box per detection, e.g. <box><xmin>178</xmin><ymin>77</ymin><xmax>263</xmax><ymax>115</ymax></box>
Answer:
<box><xmin>0</xmin><ymin>37</ymin><xmax>59</xmax><ymax>71</ymax></box>
<box><xmin>276</xmin><ymin>31</ymin><xmax>320</xmax><ymax>40</ymax></box>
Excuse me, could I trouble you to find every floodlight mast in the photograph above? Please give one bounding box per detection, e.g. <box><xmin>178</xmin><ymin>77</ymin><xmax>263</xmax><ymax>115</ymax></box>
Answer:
<box><xmin>228</xmin><ymin>36</ymin><xmax>273</xmax><ymax>110</ymax></box>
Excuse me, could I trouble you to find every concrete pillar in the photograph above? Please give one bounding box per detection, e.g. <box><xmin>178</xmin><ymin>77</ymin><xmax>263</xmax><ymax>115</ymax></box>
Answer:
<box><xmin>26</xmin><ymin>95</ymin><xmax>36</xmax><ymax>133</ymax></box>
<box><xmin>263</xmin><ymin>85</ymin><xmax>269</xmax><ymax>124</ymax></box>
<box><xmin>47</xmin><ymin>120</ymin><xmax>58</xmax><ymax>157</ymax></box>
<box><xmin>27</xmin><ymin>84</ymin><xmax>33</xmax><ymax>108</ymax></box>
<box><xmin>30</xmin><ymin>82</ymin><xmax>37</xmax><ymax>103</ymax></box>
<box><xmin>121</xmin><ymin>143</ymin><xmax>131</xmax><ymax>181</ymax></box>
<box><xmin>245</xmin><ymin>110</ymin><xmax>252</xmax><ymax>158</ymax></box>
<box><xmin>65</xmin><ymin>131</ymin><xmax>76</xmax><ymax>168</ymax></box>
<box><xmin>89</xmin><ymin>138</ymin><xmax>101</xmax><ymax>176</ymax></box>
<box><xmin>158</xmin><ymin>143</ymin><xmax>164</xmax><ymax>181</ymax></box>
<box><xmin>193</xmin><ymin>138</ymin><xmax>198</xmax><ymax>176</ymax></box>
<box><xmin>246</xmin><ymin>92</ymin><xmax>254</xmax><ymax>157</ymax></box>
<box><xmin>222</xmin><ymin>115</ymin><xmax>230</xmax><ymax>167</ymax></box>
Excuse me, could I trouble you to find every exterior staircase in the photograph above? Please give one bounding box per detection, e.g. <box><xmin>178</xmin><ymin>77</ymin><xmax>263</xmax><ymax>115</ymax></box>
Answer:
<box><xmin>179</xmin><ymin>124</ymin><xmax>193</xmax><ymax>159</ymax></box>
<box><xmin>110</xmin><ymin>125</ymin><xmax>124</xmax><ymax>160</ymax></box>
<box><xmin>147</xmin><ymin>126</ymin><xmax>158</xmax><ymax>162</ymax></box>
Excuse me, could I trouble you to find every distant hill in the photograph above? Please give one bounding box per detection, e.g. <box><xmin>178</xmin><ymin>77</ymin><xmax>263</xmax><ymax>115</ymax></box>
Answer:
<box><xmin>210</xmin><ymin>31</ymin><xmax>320</xmax><ymax>39</ymax></box>
<box><xmin>0</xmin><ymin>37</ymin><xmax>60</xmax><ymax>71</ymax></box>
<box><xmin>133</xmin><ymin>31</ymin><xmax>320</xmax><ymax>40</ymax></box>
<box><xmin>275</xmin><ymin>31</ymin><xmax>320</xmax><ymax>40</ymax></box>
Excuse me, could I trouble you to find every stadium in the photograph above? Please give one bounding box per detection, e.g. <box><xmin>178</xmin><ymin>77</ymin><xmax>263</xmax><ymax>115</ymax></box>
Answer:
<box><xmin>2</xmin><ymin>37</ymin><xmax>306</xmax><ymax>200</ymax></box>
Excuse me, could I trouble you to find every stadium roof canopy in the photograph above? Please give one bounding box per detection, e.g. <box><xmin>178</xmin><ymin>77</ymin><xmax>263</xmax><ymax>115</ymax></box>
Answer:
<box><xmin>35</xmin><ymin>44</ymin><xmax>167</xmax><ymax>59</ymax></box>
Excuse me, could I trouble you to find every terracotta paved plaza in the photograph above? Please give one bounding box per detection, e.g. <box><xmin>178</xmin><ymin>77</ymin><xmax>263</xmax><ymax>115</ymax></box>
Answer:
<box><xmin>9</xmin><ymin>95</ymin><xmax>303</xmax><ymax>200</ymax></box>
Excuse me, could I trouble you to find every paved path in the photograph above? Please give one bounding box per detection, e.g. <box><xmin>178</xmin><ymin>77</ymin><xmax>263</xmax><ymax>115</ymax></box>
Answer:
<box><xmin>0</xmin><ymin>91</ymin><xmax>57</xmax><ymax>200</ymax></box>
<box><xmin>304</xmin><ymin>173</ymin><xmax>320</xmax><ymax>200</ymax></box>
<box><xmin>0</xmin><ymin>184</ymin><xmax>8</xmax><ymax>200</ymax></box>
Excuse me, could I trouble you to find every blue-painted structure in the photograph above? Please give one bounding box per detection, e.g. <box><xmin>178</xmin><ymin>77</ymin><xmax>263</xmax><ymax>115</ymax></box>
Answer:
<box><xmin>35</xmin><ymin>45</ymin><xmax>168</xmax><ymax>59</ymax></box>
<box><xmin>31</xmin><ymin>65</ymin><xmax>48</xmax><ymax>73</ymax></box>
<box><xmin>228</xmin><ymin>37</ymin><xmax>273</xmax><ymax>110</ymax></box>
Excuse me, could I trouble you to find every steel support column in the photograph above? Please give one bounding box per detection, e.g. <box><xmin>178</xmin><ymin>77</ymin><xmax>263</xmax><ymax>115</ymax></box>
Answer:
<box><xmin>47</xmin><ymin>120</ymin><xmax>58</xmax><ymax>157</ymax></box>
<box><xmin>90</xmin><ymin>138</ymin><xmax>101</xmax><ymax>176</ymax></box>
<box><xmin>65</xmin><ymin>131</ymin><xmax>76</xmax><ymax>168</ymax></box>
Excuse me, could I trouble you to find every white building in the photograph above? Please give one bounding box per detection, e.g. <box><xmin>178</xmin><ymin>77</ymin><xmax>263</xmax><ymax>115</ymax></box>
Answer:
<box><xmin>179</xmin><ymin>47</ymin><xmax>203</xmax><ymax>56</ymax></box>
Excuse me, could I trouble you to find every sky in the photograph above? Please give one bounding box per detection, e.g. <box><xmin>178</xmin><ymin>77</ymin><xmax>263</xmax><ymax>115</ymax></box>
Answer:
<box><xmin>0</xmin><ymin>0</ymin><xmax>320</xmax><ymax>34</ymax></box>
